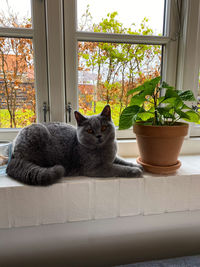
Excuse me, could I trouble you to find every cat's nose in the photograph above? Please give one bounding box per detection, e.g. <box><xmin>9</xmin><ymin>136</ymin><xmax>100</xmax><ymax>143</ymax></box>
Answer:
<box><xmin>96</xmin><ymin>135</ymin><xmax>102</xmax><ymax>139</ymax></box>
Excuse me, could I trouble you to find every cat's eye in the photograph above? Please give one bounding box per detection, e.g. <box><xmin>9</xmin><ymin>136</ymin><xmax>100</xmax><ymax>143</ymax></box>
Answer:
<box><xmin>87</xmin><ymin>129</ymin><xmax>93</xmax><ymax>134</ymax></box>
<box><xmin>101</xmin><ymin>125</ymin><xmax>107</xmax><ymax>132</ymax></box>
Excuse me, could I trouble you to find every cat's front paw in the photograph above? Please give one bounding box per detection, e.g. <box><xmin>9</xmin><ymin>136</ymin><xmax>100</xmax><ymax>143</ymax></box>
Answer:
<box><xmin>135</xmin><ymin>163</ymin><xmax>143</xmax><ymax>171</ymax></box>
<box><xmin>128</xmin><ymin>162</ymin><xmax>144</xmax><ymax>171</ymax></box>
<box><xmin>127</xmin><ymin>167</ymin><xmax>143</xmax><ymax>178</ymax></box>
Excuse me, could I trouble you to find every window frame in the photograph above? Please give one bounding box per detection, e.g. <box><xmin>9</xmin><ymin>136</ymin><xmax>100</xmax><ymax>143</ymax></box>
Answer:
<box><xmin>64</xmin><ymin>0</ymin><xmax>180</xmax><ymax>138</ymax></box>
<box><xmin>0</xmin><ymin>0</ymin><xmax>199</xmax><ymax>143</ymax></box>
<box><xmin>175</xmin><ymin>0</ymin><xmax>200</xmax><ymax>137</ymax></box>
<box><xmin>0</xmin><ymin>0</ymin><xmax>49</xmax><ymax>140</ymax></box>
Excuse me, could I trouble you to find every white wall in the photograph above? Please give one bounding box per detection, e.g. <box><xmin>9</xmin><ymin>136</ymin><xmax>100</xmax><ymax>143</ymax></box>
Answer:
<box><xmin>1</xmin><ymin>211</ymin><xmax>200</xmax><ymax>267</ymax></box>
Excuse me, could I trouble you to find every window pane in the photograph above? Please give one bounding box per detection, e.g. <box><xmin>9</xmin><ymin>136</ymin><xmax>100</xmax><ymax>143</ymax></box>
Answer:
<box><xmin>77</xmin><ymin>0</ymin><xmax>165</xmax><ymax>35</ymax></box>
<box><xmin>0</xmin><ymin>38</ymin><xmax>36</xmax><ymax>128</ymax></box>
<box><xmin>78</xmin><ymin>41</ymin><xmax>161</xmax><ymax>126</ymax></box>
<box><xmin>0</xmin><ymin>0</ymin><xmax>32</xmax><ymax>28</ymax></box>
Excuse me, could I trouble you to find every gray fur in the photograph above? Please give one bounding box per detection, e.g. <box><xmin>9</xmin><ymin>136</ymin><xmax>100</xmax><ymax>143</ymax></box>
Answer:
<box><xmin>6</xmin><ymin>105</ymin><xmax>143</xmax><ymax>186</ymax></box>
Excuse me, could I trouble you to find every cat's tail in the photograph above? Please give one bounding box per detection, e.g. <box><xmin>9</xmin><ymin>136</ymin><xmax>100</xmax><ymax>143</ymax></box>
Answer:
<box><xmin>6</xmin><ymin>157</ymin><xmax>65</xmax><ymax>186</ymax></box>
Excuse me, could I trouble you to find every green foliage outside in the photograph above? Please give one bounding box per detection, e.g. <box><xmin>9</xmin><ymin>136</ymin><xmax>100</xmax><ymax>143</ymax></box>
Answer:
<box><xmin>80</xmin><ymin>101</ymin><xmax>122</xmax><ymax>126</ymax></box>
<box><xmin>0</xmin><ymin>109</ymin><xmax>35</xmax><ymax>128</ymax></box>
<box><xmin>119</xmin><ymin>76</ymin><xmax>200</xmax><ymax>129</ymax></box>
<box><xmin>78</xmin><ymin>9</ymin><xmax>161</xmax><ymax>122</ymax></box>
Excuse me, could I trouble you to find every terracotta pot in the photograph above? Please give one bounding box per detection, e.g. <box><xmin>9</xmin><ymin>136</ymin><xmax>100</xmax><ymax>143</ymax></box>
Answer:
<box><xmin>133</xmin><ymin>123</ymin><xmax>189</xmax><ymax>174</ymax></box>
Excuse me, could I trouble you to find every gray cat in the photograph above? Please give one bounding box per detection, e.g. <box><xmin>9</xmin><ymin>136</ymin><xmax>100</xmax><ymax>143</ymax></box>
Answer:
<box><xmin>6</xmin><ymin>105</ymin><xmax>143</xmax><ymax>185</ymax></box>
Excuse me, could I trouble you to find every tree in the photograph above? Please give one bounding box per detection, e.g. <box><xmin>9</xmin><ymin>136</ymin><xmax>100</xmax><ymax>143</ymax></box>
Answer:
<box><xmin>78</xmin><ymin>8</ymin><xmax>161</xmax><ymax>124</ymax></box>
<box><xmin>0</xmin><ymin>2</ymin><xmax>35</xmax><ymax>128</ymax></box>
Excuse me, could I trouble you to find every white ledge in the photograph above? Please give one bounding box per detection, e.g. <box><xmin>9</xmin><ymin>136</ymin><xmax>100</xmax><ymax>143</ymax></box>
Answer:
<box><xmin>117</xmin><ymin>138</ymin><xmax>200</xmax><ymax>157</ymax></box>
<box><xmin>0</xmin><ymin>155</ymin><xmax>200</xmax><ymax>229</ymax></box>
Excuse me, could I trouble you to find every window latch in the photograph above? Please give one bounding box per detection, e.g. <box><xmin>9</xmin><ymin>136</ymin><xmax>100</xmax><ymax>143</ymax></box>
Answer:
<box><xmin>66</xmin><ymin>102</ymin><xmax>72</xmax><ymax>122</ymax></box>
<box><xmin>42</xmin><ymin>102</ymin><xmax>49</xmax><ymax>123</ymax></box>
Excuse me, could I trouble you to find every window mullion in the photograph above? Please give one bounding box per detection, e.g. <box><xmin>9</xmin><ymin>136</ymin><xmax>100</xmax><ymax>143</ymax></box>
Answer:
<box><xmin>176</xmin><ymin>0</ymin><xmax>200</xmax><ymax>137</ymax></box>
<box><xmin>176</xmin><ymin>0</ymin><xmax>200</xmax><ymax>93</ymax></box>
<box><xmin>45</xmin><ymin>0</ymin><xmax>66</xmax><ymax>122</ymax></box>
<box><xmin>32</xmin><ymin>0</ymin><xmax>49</xmax><ymax>123</ymax></box>
<box><xmin>162</xmin><ymin>0</ymin><xmax>179</xmax><ymax>85</ymax></box>
<box><xmin>63</xmin><ymin>0</ymin><xmax>77</xmax><ymax>125</ymax></box>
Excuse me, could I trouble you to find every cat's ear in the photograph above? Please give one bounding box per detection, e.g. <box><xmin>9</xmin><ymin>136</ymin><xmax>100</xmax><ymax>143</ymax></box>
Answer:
<box><xmin>101</xmin><ymin>105</ymin><xmax>111</xmax><ymax>120</ymax></box>
<box><xmin>74</xmin><ymin>111</ymin><xmax>87</xmax><ymax>126</ymax></box>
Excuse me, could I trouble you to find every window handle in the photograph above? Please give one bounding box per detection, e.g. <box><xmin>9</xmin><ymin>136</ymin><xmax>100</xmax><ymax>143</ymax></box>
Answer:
<box><xmin>42</xmin><ymin>102</ymin><xmax>49</xmax><ymax>123</ymax></box>
<box><xmin>66</xmin><ymin>102</ymin><xmax>72</xmax><ymax>122</ymax></box>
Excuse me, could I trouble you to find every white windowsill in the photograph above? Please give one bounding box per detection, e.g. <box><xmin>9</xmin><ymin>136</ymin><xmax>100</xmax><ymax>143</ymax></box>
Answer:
<box><xmin>0</xmin><ymin>155</ymin><xmax>200</xmax><ymax>229</ymax></box>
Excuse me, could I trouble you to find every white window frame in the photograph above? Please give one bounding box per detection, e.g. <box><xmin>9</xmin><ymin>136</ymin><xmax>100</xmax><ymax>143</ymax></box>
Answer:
<box><xmin>63</xmin><ymin>0</ymin><xmax>182</xmax><ymax>138</ymax></box>
<box><xmin>0</xmin><ymin>0</ymin><xmax>199</xmax><ymax>143</ymax></box>
<box><xmin>0</xmin><ymin>0</ymin><xmax>49</xmax><ymax>141</ymax></box>
<box><xmin>175</xmin><ymin>0</ymin><xmax>200</xmax><ymax>137</ymax></box>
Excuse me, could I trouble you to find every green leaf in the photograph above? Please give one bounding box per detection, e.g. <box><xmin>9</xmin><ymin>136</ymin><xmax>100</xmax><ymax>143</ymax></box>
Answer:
<box><xmin>126</xmin><ymin>84</ymin><xmax>145</xmax><ymax>96</ymax></box>
<box><xmin>182</xmin><ymin>104</ymin><xmax>192</xmax><ymax>110</ymax></box>
<box><xmin>175</xmin><ymin>109</ymin><xmax>191</xmax><ymax>120</ymax></box>
<box><xmin>185</xmin><ymin>110</ymin><xmax>200</xmax><ymax>123</ymax></box>
<box><xmin>161</xmin><ymin>81</ymin><xmax>174</xmax><ymax>90</ymax></box>
<box><xmin>174</xmin><ymin>99</ymin><xmax>184</xmax><ymax>109</ymax></box>
<box><xmin>130</xmin><ymin>94</ymin><xmax>146</xmax><ymax>106</ymax></box>
<box><xmin>177</xmin><ymin>90</ymin><xmax>196</xmax><ymax>101</ymax></box>
<box><xmin>162</xmin><ymin>97</ymin><xmax>177</xmax><ymax>104</ymax></box>
<box><xmin>145</xmin><ymin>76</ymin><xmax>161</xmax><ymax>89</ymax></box>
<box><xmin>143</xmin><ymin>100</ymin><xmax>154</xmax><ymax>111</ymax></box>
<box><xmin>142</xmin><ymin>87</ymin><xmax>156</xmax><ymax>96</ymax></box>
<box><xmin>163</xmin><ymin>98</ymin><xmax>184</xmax><ymax>109</ymax></box>
<box><xmin>82</xmin><ymin>54</ymin><xmax>90</xmax><ymax>60</ymax></box>
<box><xmin>165</xmin><ymin>88</ymin><xmax>179</xmax><ymax>99</ymax></box>
<box><xmin>137</xmin><ymin>112</ymin><xmax>154</xmax><ymax>121</ymax></box>
<box><xmin>119</xmin><ymin>105</ymin><xmax>140</xmax><ymax>130</ymax></box>
<box><xmin>157</xmin><ymin>107</ymin><xmax>174</xmax><ymax>119</ymax></box>
<box><xmin>158</xmin><ymin>96</ymin><xmax>165</xmax><ymax>104</ymax></box>
<box><xmin>127</xmin><ymin>76</ymin><xmax>161</xmax><ymax>96</ymax></box>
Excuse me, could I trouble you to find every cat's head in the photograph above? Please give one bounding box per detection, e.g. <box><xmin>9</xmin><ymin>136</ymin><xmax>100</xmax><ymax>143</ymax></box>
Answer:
<box><xmin>74</xmin><ymin>105</ymin><xmax>115</xmax><ymax>148</ymax></box>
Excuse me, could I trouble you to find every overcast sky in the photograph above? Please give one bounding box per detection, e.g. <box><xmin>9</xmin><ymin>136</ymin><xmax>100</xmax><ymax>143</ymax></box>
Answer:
<box><xmin>0</xmin><ymin>0</ymin><xmax>31</xmax><ymax>22</ymax></box>
<box><xmin>0</xmin><ymin>0</ymin><xmax>164</xmax><ymax>34</ymax></box>
<box><xmin>77</xmin><ymin>0</ymin><xmax>165</xmax><ymax>34</ymax></box>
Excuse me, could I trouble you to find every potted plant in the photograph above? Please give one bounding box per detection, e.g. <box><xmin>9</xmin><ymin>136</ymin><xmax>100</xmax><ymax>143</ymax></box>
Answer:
<box><xmin>119</xmin><ymin>76</ymin><xmax>200</xmax><ymax>174</ymax></box>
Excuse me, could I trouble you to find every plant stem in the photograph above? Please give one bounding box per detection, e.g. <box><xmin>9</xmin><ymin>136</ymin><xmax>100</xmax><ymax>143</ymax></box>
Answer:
<box><xmin>153</xmin><ymin>87</ymin><xmax>158</xmax><ymax>125</ymax></box>
<box><xmin>171</xmin><ymin>116</ymin><xmax>180</xmax><ymax>125</ymax></box>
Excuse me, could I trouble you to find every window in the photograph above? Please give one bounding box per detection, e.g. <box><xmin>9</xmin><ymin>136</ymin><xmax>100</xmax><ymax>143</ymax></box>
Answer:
<box><xmin>175</xmin><ymin>0</ymin><xmax>200</xmax><ymax>137</ymax></box>
<box><xmin>0</xmin><ymin>37</ymin><xmax>35</xmax><ymax>128</ymax></box>
<box><xmin>190</xmin><ymin>68</ymin><xmax>200</xmax><ymax>136</ymax></box>
<box><xmin>0</xmin><ymin>0</ymin><xmax>199</xmax><ymax>142</ymax></box>
<box><xmin>0</xmin><ymin>1</ymin><xmax>35</xmax><ymax>128</ymax></box>
<box><xmin>77</xmin><ymin>0</ymin><xmax>164</xmax><ymax>35</ymax></box>
<box><xmin>78</xmin><ymin>41</ymin><xmax>162</xmax><ymax>126</ymax></box>
<box><xmin>64</xmin><ymin>0</ymin><xmax>180</xmax><ymax>137</ymax></box>
<box><xmin>0</xmin><ymin>0</ymin><xmax>48</xmax><ymax>139</ymax></box>
<box><xmin>77</xmin><ymin>1</ymin><xmax>164</xmax><ymax>127</ymax></box>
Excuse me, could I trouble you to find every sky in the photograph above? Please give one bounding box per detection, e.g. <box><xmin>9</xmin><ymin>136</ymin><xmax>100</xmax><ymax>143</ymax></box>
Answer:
<box><xmin>77</xmin><ymin>0</ymin><xmax>165</xmax><ymax>34</ymax></box>
<box><xmin>0</xmin><ymin>0</ymin><xmax>31</xmax><ymax>24</ymax></box>
<box><xmin>0</xmin><ymin>0</ymin><xmax>165</xmax><ymax>34</ymax></box>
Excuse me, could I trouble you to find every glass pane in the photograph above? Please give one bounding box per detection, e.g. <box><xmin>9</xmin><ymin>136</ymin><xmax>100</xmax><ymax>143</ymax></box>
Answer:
<box><xmin>0</xmin><ymin>38</ymin><xmax>36</xmax><ymax>128</ymax></box>
<box><xmin>77</xmin><ymin>0</ymin><xmax>165</xmax><ymax>35</ymax></box>
<box><xmin>0</xmin><ymin>0</ymin><xmax>32</xmax><ymax>28</ymax></box>
<box><xmin>78</xmin><ymin>41</ymin><xmax>161</xmax><ymax>126</ymax></box>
